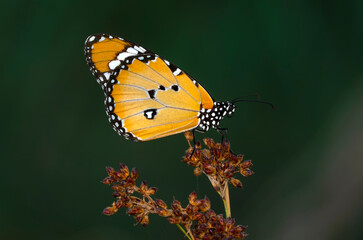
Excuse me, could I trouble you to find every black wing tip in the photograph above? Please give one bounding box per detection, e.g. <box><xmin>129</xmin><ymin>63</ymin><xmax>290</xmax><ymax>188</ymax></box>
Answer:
<box><xmin>84</xmin><ymin>33</ymin><xmax>124</xmax><ymax>46</ymax></box>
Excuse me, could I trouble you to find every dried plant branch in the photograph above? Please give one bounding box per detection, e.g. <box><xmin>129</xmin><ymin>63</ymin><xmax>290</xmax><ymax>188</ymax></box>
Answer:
<box><xmin>183</xmin><ymin>132</ymin><xmax>254</xmax><ymax>220</ymax></box>
<box><xmin>102</xmin><ymin>132</ymin><xmax>253</xmax><ymax>239</ymax></box>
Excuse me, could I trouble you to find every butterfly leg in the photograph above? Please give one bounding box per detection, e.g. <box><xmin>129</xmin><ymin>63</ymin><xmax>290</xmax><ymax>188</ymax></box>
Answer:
<box><xmin>188</xmin><ymin>129</ymin><xmax>197</xmax><ymax>159</ymax></box>
<box><xmin>216</xmin><ymin>127</ymin><xmax>235</xmax><ymax>154</ymax></box>
<box><xmin>216</xmin><ymin>127</ymin><xmax>229</xmax><ymax>143</ymax></box>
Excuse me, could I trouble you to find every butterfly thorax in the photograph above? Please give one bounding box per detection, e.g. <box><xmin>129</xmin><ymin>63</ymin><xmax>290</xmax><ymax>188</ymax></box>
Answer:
<box><xmin>198</xmin><ymin>102</ymin><xmax>235</xmax><ymax>131</ymax></box>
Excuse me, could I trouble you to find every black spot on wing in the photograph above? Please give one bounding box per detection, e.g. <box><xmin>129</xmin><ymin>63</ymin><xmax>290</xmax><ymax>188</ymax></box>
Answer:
<box><xmin>148</xmin><ymin>90</ymin><xmax>156</xmax><ymax>99</ymax></box>
<box><xmin>171</xmin><ymin>85</ymin><xmax>179</xmax><ymax>92</ymax></box>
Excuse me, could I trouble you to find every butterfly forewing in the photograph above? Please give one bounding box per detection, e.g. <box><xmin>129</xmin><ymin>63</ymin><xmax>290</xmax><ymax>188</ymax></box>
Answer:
<box><xmin>85</xmin><ymin>34</ymin><xmax>214</xmax><ymax>141</ymax></box>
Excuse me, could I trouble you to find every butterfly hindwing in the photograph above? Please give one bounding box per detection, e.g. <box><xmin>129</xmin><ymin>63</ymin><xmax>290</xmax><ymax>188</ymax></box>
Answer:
<box><xmin>85</xmin><ymin>34</ymin><xmax>214</xmax><ymax>141</ymax></box>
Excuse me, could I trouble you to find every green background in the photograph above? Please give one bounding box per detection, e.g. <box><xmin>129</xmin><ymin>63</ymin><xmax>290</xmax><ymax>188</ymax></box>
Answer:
<box><xmin>1</xmin><ymin>0</ymin><xmax>362</xmax><ymax>239</ymax></box>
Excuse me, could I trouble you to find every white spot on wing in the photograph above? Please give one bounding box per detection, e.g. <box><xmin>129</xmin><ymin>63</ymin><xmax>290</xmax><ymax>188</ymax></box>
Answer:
<box><xmin>145</xmin><ymin>111</ymin><xmax>153</xmax><ymax>119</ymax></box>
<box><xmin>109</xmin><ymin>60</ymin><xmax>121</xmax><ymax>70</ymax></box>
<box><xmin>88</xmin><ymin>36</ymin><xmax>95</xmax><ymax>42</ymax></box>
<box><xmin>134</xmin><ymin>46</ymin><xmax>146</xmax><ymax>53</ymax></box>
<box><xmin>104</xmin><ymin>72</ymin><xmax>111</xmax><ymax>80</ymax></box>
<box><xmin>117</xmin><ymin>52</ymin><xmax>134</xmax><ymax>61</ymax></box>
<box><xmin>173</xmin><ymin>68</ymin><xmax>181</xmax><ymax>76</ymax></box>
<box><xmin>164</xmin><ymin>60</ymin><xmax>170</xmax><ymax>65</ymax></box>
<box><xmin>127</xmin><ymin>47</ymin><xmax>138</xmax><ymax>54</ymax></box>
<box><xmin>99</xmin><ymin>36</ymin><xmax>105</xmax><ymax>42</ymax></box>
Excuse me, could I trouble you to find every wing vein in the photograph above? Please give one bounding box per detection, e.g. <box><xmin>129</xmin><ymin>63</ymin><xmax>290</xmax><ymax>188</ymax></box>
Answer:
<box><xmin>115</xmin><ymin>83</ymin><xmax>148</xmax><ymax>91</ymax></box>
<box><xmin>143</xmin><ymin>60</ymin><xmax>200</xmax><ymax>104</ymax></box>
<box><xmin>114</xmin><ymin>107</ymin><xmax>167</xmax><ymax>119</ymax></box>
<box><xmin>130</xmin><ymin>116</ymin><xmax>197</xmax><ymax>133</ymax></box>
<box><xmin>141</xmin><ymin>118</ymin><xmax>198</xmax><ymax>141</ymax></box>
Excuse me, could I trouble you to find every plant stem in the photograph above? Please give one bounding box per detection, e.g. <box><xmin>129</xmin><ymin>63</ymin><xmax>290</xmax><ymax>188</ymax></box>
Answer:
<box><xmin>176</xmin><ymin>224</ymin><xmax>193</xmax><ymax>240</ymax></box>
<box><xmin>223</xmin><ymin>183</ymin><xmax>231</xmax><ymax>218</ymax></box>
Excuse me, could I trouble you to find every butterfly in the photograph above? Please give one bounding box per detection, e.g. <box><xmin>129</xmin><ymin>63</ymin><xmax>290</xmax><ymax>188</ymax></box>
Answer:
<box><xmin>84</xmin><ymin>34</ymin><xmax>236</xmax><ymax>142</ymax></box>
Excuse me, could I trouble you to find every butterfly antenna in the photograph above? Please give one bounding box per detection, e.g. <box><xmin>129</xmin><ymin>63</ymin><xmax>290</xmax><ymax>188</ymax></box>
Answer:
<box><xmin>232</xmin><ymin>98</ymin><xmax>274</xmax><ymax>109</ymax></box>
<box><xmin>231</xmin><ymin>93</ymin><xmax>260</xmax><ymax>102</ymax></box>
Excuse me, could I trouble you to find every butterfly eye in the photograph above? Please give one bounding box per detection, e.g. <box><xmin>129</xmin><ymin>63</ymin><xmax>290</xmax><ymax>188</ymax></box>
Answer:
<box><xmin>227</xmin><ymin>104</ymin><xmax>236</xmax><ymax>117</ymax></box>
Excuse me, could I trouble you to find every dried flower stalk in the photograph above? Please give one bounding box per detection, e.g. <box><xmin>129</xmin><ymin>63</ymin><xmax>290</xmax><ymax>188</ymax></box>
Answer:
<box><xmin>102</xmin><ymin>132</ymin><xmax>253</xmax><ymax>239</ymax></box>
<box><xmin>183</xmin><ymin>132</ymin><xmax>254</xmax><ymax>217</ymax></box>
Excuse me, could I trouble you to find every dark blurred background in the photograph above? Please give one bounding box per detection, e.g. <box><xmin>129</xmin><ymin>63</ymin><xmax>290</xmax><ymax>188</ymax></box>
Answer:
<box><xmin>1</xmin><ymin>0</ymin><xmax>362</xmax><ymax>239</ymax></box>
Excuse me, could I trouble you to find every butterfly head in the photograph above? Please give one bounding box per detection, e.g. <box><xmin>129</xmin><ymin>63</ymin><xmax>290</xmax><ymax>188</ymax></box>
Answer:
<box><xmin>226</xmin><ymin>101</ymin><xmax>236</xmax><ymax>118</ymax></box>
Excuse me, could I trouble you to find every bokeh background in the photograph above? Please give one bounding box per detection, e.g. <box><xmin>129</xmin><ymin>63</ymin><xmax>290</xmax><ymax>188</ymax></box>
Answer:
<box><xmin>1</xmin><ymin>0</ymin><xmax>362</xmax><ymax>239</ymax></box>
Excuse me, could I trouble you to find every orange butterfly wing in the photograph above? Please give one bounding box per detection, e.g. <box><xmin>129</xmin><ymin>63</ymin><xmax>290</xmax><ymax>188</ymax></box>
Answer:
<box><xmin>85</xmin><ymin>34</ymin><xmax>214</xmax><ymax>141</ymax></box>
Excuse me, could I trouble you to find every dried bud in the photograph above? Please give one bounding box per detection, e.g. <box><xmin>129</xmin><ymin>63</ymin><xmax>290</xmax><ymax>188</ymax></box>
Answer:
<box><xmin>126</xmin><ymin>177</ymin><xmax>135</xmax><ymax>185</ymax></box>
<box><xmin>221</xmin><ymin>140</ymin><xmax>230</xmax><ymax>153</ymax></box>
<box><xmin>241</xmin><ymin>159</ymin><xmax>252</xmax><ymax>168</ymax></box>
<box><xmin>130</xmin><ymin>167</ymin><xmax>138</xmax><ymax>180</ymax></box>
<box><xmin>205</xmin><ymin>209</ymin><xmax>217</xmax><ymax>218</ymax></box>
<box><xmin>240</xmin><ymin>168</ymin><xmax>254</xmax><ymax>177</ymax></box>
<box><xmin>214</xmin><ymin>148</ymin><xmax>221</xmax><ymax>159</ymax></box>
<box><xmin>103</xmin><ymin>205</ymin><xmax>117</xmax><ymax>215</ymax></box>
<box><xmin>186</xmin><ymin>205</ymin><xmax>198</xmax><ymax>215</ymax></box>
<box><xmin>203</xmin><ymin>164</ymin><xmax>216</xmax><ymax>175</ymax></box>
<box><xmin>139</xmin><ymin>180</ymin><xmax>148</xmax><ymax>194</ymax></box>
<box><xmin>214</xmin><ymin>143</ymin><xmax>221</xmax><ymax>150</ymax></box>
<box><xmin>194</xmin><ymin>167</ymin><xmax>203</xmax><ymax>176</ymax></box>
<box><xmin>201</xmin><ymin>149</ymin><xmax>211</xmax><ymax>158</ymax></box>
<box><xmin>230</xmin><ymin>178</ymin><xmax>243</xmax><ymax>188</ymax></box>
<box><xmin>189</xmin><ymin>192</ymin><xmax>197</xmax><ymax>205</ymax></box>
<box><xmin>199</xmin><ymin>197</ymin><xmax>211</xmax><ymax>212</ymax></box>
<box><xmin>112</xmin><ymin>191</ymin><xmax>121</xmax><ymax>197</ymax></box>
<box><xmin>195</xmin><ymin>141</ymin><xmax>202</xmax><ymax>149</ymax></box>
<box><xmin>230</xmin><ymin>225</ymin><xmax>247</xmax><ymax>238</ymax></box>
<box><xmin>146</xmin><ymin>187</ymin><xmax>157</xmax><ymax>195</ymax></box>
<box><xmin>203</xmin><ymin>138</ymin><xmax>215</xmax><ymax>148</ymax></box>
<box><xmin>171</xmin><ymin>200</ymin><xmax>182</xmax><ymax>216</ymax></box>
<box><xmin>102</xmin><ymin>176</ymin><xmax>115</xmax><ymax>184</ymax></box>
<box><xmin>127</xmin><ymin>207</ymin><xmax>144</xmax><ymax>216</ymax></box>
<box><xmin>229</xmin><ymin>154</ymin><xmax>240</xmax><ymax>165</ymax></box>
<box><xmin>112</xmin><ymin>184</ymin><xmax>122</xmax><ymax>191</ymax></box>
<box><xmin>193</xmin><ymin>212</ymin><xmax>205</xmax><ymax>221</ymax></box>
<box><xmin>140</xmin><ymin>215</ymin><xmax>149</xmax><ymax>226</ymax></box>
<box><xmin>105</xmin><ymin>166</ymin><xmax>115</xmax><ymax>176</ymax></box>
<box><xmin>123</xmin><ymin>200</ymin><xmax>133</xmax><ymax>208</ymax></box>
<box><xmin>115</xmin><ymin>200</ymin><xmax>123</xmax><ymax>209</ymax></box>
<box><xmin>181</xmin><ymin>214</ymin><xmax>191</xmax><ymax>222</ymax></box>
<box><xmin>156</xmin><ymin>208</ymin><xmax>170</xmax><ymax>217</ymax></box>
<box><xmin>225</xmin><ymin>166</ymin><xmax>236</xmax><ymax>178</ymax></box>
<box><xmin>226</xmin><ymin>217</ymin><xmax>236</xmax><ymax>229</ymax></box>
<box><xmin>155</xmin><ymin>199</ymin><xmax>168</xmax><ymax>209</ymax></box>
<box><xmin>119</xmin><ymin>163</ymin><xmax>129</xmax><ymax>179</ymax></box>
<box><xmin>184</xmin><ymin>131</ymin><xmax>194</xmax><ymax>141</ymax></box>
<box><xmin>168</xmin><ymin>216</ymin><xmax>181</xmax><ymax>224</ymax></box>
